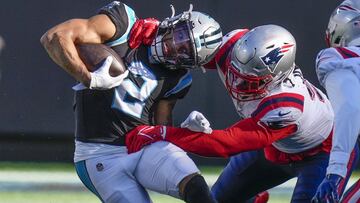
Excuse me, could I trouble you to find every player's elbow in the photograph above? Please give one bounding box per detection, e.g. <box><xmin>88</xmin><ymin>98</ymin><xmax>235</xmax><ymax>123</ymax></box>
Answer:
<box><xmin>41</xmin><ymin>31</ymin><xmax>67</xmax><ymax>52</ymax></box>
<box><xmin>40</xmin><ymin>31</ymin><xmax>55</xmax><ymax>51</ymax></box>
<box><xmin>40</xmin><ymin>32</ymin><xmax>50</xmax><ymax>48</ymax></box>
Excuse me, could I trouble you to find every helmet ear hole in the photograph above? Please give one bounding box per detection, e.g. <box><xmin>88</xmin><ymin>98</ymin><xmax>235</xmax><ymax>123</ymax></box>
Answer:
<box><xmin>334</xmin><ymin>37</ymin><xmax>341</xmax><ymax>45</ymax></box>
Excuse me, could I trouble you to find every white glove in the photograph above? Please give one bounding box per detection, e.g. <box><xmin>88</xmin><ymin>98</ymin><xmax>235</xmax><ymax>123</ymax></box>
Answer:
<box><xmin>89</xmin><ymin>56</ymin><xmax>129</xmax><ymax>90</ymax></box>
<box><xmin>181</xmin><ymin>111</ymin><xmax>213</xmax><ymax>134</ymax></box>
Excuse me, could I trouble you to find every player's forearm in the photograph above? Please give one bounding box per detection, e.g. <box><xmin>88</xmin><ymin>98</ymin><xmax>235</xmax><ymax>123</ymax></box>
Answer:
<box><xmin>165</xmin><ymin>128</ymin><xmax>242</xmax><ymax>157</ymax></box>
<box><xmin>165</xmin><ymin>118</ymin><xmax>296</xmax><ymax>158</ymax></box>
<box><xmin>41</xmin><ymin>31</ymin><xmax>91</xmax><ymax>87</ymax></box>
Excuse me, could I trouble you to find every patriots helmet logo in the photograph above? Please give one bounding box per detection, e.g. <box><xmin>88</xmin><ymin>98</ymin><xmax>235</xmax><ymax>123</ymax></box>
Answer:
<box><xmin>260</xmin><ymin>44</ymin><xmax>294</xmax><ymax>73</ymax></box>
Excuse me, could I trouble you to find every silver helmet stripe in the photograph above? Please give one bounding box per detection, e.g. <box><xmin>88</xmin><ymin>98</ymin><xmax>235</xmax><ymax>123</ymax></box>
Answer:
<box><xmin>199</xmin><ymin>31</ymin><xmax>223</xmax><ymax>48</ymax></box>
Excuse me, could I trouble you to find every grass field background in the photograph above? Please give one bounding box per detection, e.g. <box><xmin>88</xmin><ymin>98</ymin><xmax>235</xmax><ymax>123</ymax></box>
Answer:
<box><xmin>0</xmin><ymin>162</ymin><xmax>357</xmax><ymax>203</ymax></box>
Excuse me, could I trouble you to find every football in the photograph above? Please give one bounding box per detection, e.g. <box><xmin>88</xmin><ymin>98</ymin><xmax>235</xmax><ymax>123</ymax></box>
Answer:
<box><xmin>76</xmin><ymin>43</ymin><xmax>126</xmax><ymax>77</ymax></box>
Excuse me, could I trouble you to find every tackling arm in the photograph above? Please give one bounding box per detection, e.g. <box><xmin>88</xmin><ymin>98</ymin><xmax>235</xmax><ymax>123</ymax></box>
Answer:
<box><xmin>40</xmin><ymin>15</ymin><xmax>115</xmax><ymax>87</ymax></box>
<box><xmin>126</xmin><ymin>118</ymin><xmax>297</xmax><ymax>157</ymax></box>
<box><xmin>152</xmin><ymin>99</ymin><xmax>177</xmax><ymax>126</ymax></box>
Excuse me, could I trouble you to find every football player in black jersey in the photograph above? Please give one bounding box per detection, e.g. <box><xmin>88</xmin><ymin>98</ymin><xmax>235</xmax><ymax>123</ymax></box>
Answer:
<box><xmin>41</xmin><ymin>1</ymin><xmax>222</xmax><ymax>203</ymax></box>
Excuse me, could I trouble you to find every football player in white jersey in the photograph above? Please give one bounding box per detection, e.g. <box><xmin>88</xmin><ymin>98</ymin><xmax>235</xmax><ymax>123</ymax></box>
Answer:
<box><xmin>312</xmin><ymin>0</ymin><xmax>360</xmax><ymax>202</ymax></box>
<box><xmin>125</xmin><ymin>24</ymin><xmax>358</xmax><ymax>202</ymax></box>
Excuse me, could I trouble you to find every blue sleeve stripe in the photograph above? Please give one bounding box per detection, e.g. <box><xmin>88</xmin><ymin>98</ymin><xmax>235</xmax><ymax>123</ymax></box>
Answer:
<box><xmin>106</xmin><ymin>4</ymin><xmax>136</xmax><ymax>47</ymax></box>
<box><xmin>251</xmin><ymin>96</ymin><xmax>304</xmax><ymax>118</ymax></box>
<box><xmin>164</xmin><ymin>72</ymin><xmax>192</xmax><ymax>97</ymax></box>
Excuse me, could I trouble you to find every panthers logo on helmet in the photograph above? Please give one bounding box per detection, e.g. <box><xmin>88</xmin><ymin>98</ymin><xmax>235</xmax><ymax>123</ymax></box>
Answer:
<box><xmin>260</xmin><ymin>44</ymin><xmax>294</xmax><ymax>73</ymax></box>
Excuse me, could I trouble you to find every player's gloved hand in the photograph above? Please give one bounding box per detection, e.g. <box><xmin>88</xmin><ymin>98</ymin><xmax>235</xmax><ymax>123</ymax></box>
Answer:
<box><xmin>311</xmin><ymin>174</ymin><xmax>343</xmax><ymax>203</ymax></box>
<box><xmin>129</xmin><ymin>18</ymin><xmax>160</xmax><ymax>49</ymax></box>
<box><xmin>125</xmin><ymin>125</ymin><xmax>166</xmax><ymax>153</ymax></box>
<box><xmin>181</xmin><ymin>111</ymin><xmax>213</xmax><ymax>134</ymax></box>
<box><xmin>89</xmin><ymin>56</ymin><xmax>129</xmax><ymax>90</ymax></box>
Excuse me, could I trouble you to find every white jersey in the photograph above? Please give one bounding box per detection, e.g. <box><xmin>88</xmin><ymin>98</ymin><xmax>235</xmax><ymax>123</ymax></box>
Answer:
<box><xmin>214</xmin><ymin>30</ymin><xmax>334</xmax><ymax>154</ymax></box>
<box><xmin>316</xmin><ymin>46</ymin><xmax>360</xmax><ymax>177</ymax></box>
<box><xmin>317</xmin><ymin>46</ymin><xmax>360</xmax><ymax>86</ymax></box>
<box><xmin>220</xmin><ymin>69</ymin><xmax>334</xmax><ymax>154</ymax></box>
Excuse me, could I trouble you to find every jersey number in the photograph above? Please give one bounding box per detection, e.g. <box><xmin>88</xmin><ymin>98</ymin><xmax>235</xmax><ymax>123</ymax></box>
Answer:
<box><xmin>112</xmin><ymin>76</ymin><xmax>158</xmax><ymax>118</ymax></box>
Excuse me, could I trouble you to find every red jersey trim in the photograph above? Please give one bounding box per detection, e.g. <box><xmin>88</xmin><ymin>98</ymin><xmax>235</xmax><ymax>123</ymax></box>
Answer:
<box><xmin>338</xmin><ymin>145</ymin><xmax>359</xmax><ymax>196</ymax></box>
<box><xmin>206</xmin><ymin>29</ymin><xmax>249</xmax><ymax>73</ymax></box>
<box><xmin>335</xmin><ymin>47</ymin><xmax>360</xmax><ymax>59</ymax></box>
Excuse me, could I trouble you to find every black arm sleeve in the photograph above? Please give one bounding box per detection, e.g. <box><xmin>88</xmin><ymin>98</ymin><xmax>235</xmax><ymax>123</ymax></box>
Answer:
<box><xmin>98</xmin><ymin>1</ymin><xmax>137</xmax><ymax>43</ymax></box>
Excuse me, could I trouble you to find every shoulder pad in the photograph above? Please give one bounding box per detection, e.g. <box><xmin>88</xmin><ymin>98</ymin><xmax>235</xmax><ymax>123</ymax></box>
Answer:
<box><xmin>99</xmin><ymin>1</ymin><xmax>137</xmax><ymax>47</ymax></box>
<box><xmin>316</xmin><ymin>47</ymin><xmax>360</xmax><ymax>86</ymax></box>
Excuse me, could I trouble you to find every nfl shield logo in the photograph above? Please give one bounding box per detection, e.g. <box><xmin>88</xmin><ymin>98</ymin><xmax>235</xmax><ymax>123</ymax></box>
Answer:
<box><xmin>260</xmin><ymin>44</ymin><xmax>294</xmax><ymax>73</ymax></box>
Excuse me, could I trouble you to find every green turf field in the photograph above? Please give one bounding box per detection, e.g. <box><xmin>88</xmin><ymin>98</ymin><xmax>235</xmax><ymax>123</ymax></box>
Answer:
<box><xmin>0</xmin><ymin>162</ymin><xmax>358</xmax><ymax>203</ymax></box>
<box><xmin>0</xmin><ymin>191</ymin><xmax>295</xmax><ymax>203</ymax></box>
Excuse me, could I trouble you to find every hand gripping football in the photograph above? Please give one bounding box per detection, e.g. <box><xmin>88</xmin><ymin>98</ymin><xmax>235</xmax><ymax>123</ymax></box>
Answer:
<box><xmin>76</xmin><ymin>43</ymin><xmax>126</xmax><ymax>76</ymax></box>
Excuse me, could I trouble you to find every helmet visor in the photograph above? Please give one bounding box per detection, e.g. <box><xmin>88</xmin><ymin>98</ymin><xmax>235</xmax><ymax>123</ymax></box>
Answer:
<box><xmin>226</xmin><ymin>63</ymin><xmax>273</xmax><ymax>101</ymax></box>
<box><xmin>161</xmin><ymin>21</ymin><xmax>197</xmax><ymax>67</ymax></box>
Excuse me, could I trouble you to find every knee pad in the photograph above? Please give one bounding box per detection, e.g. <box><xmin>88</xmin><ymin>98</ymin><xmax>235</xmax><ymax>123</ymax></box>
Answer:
<box><xmin>183</xmin><ymin>175</ymin><xmax>215</xmax><ymax>203</ymax></box>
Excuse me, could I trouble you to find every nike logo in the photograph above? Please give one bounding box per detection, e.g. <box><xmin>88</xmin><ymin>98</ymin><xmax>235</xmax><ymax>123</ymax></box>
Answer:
<box><xmin>278</xmin><ymin>111</ymin><xmax>291</xmax><ymax>117</ymax></box>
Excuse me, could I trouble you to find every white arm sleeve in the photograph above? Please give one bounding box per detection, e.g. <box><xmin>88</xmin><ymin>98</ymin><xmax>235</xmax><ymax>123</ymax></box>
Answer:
<box><xmin>325</xmin><ymin>69</ymin><xmax>360</xmax><ymax>177</ymax></box>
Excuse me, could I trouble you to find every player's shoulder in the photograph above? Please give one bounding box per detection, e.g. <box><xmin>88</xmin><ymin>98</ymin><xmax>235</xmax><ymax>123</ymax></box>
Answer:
<box><xmin>316</xmin><ymin>46</ymin><xmax>360</xmax><ymax>64</ymax></box>
<box><xmin>315</xmin><ymin>48</ymin><xmax>343</xmax><ymax>82</ymax></box>
<box><xmin>251</xmin><ymin>92</ymin><xmax>304</xmax><ymax>126</ymax></box>
<box><xmin>316</xmin><ymin>46</ymin><xmax>360</xmax><ymax>86</ymax></box>
<box><xmin>316</xmin><ymin>47</ymin><xmax>340</xmax><ymax>63</ymax></box>
<box><xmin>221</xmin><ymin>29</ymin><xmax>249</xmax><ymax>44</ymax></box>
<box><xmin>98</xmin><ymin>1</ymin><xmax>137</xmax><ymax>47</ymax></box>
<box><xmin>218</xmin><ymin>29</ymin><xmax>249</xmax><ymax>53</ymax></box>
<box><xmin>204</xmin><ymin>29</ymin><xmax>249</xmax><ymax>70</ymax></box>
<box><xmin>99</xmin><ymin>1</ymin><xmax>133</xmax><ymax>13</ymax></box>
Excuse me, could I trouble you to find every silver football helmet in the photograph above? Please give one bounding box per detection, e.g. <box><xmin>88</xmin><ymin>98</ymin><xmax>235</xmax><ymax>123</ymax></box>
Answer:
<box><xmin>150</xmin><ymin>5</ymin><xmax>222</xmax><ymax>69</ymax></box>
<box><xmin>341</xmin><ymin>0</ymin><xmax>360</xmax><ymax>11</ymax></box>
<box><xmin>326</xmin><ymin>3</ymin><xmax>360</xmax><ymax>47</ymax></box>
<box><xmin>225</xmin><ymin>25</ymin><xmax>296</xmax><ymax>101</ymax></box>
